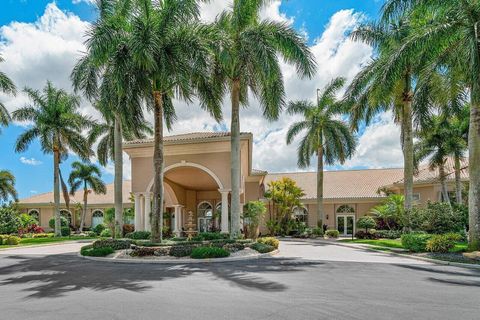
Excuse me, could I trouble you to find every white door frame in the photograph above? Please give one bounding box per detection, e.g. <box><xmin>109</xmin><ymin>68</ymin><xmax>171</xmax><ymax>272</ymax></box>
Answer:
<box><xmin>336</xmin><ymin>214</ymin><xmax>355</xmax><ymax>236</ymax></box>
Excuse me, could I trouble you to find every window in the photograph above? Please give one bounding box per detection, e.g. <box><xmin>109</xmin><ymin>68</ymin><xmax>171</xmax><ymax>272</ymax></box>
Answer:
<box><xmin>60</xmin><ymin>210</ymin><xmax>72</xmax><ymax>225</ymax></box>
<box><xmin>197</xmin><ymin>202</ymin><xmax>213</xmax><ymax>218</ymax></box>
<box><xmin>92</xmin><ymin>210</ymin><xmax>104</xmax><ymax>228</ymax></box>
<box><xmin>293</xmin><ymin>206</ymin><xmax>308</xmax><ymax>223</ymax></box>
<box><xmin>28</xmin><ymin>209</ymin><xmax>40</xmax><ymax>223</ymax></box>
<box><xmin>412</xmin><ymin>193</ymin><xmax>420</xmax><ymax>202</ymax></box>
<box><xmin>336</xmin><ymin>204</ymin><xmax>355</xmax><ymax>213</ymax></box>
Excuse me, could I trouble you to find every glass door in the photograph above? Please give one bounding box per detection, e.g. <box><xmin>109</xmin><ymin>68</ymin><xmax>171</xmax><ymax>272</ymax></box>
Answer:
<box><xmin>337</xmin><ymin>215</ymin><xmax>355</xmax><ymax>236</ymax></box>
<box><xmin>337</xmin><ymin>216</ymin><xmax>345</xmax><ymax>235</ymax></box>
<box><xmin>346</xmin><ymin>216</ymin><xmax>354</xmax><ymax>235</ymax></box>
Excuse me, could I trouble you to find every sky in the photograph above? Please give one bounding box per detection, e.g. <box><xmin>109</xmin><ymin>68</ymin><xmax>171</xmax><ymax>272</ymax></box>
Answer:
<box><xmin>0</xmin><ymin>0</ymin><xmax>403</xmax><ymax>200</ymax></box>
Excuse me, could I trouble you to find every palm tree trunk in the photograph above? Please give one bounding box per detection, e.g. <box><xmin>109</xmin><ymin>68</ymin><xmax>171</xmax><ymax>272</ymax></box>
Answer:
<box><xmin>439</xmin><ymin>164</ymin><xmax>450</xmax><ymax>204</ymax></box>
<box><xmin>402</xmin><ymin>72</ymin><xmax>414</xmax><ymax>229</ymax></box>
<box><xmin>468</xmin><ymin>85</ymin><xmax>480</xmax><ymax>250</ymax></box>
<box><xmin>317</xmin><ymin>142</ymin><xmax>324</xmax><ymax>226</ymax></box>
<box><xmin>80</xmin><ymin>183</ymin><xmax>87</xmax><ymax>232</ymax></box>
<box><xmin>53</xmin><ymin>147</ymin><xmax>61</xmax><ymax>237</ymax></box>
<box><xmin>454</xmin><ymin>155</ymin><xmax>463</xmax><ymax>204</ymax></box>
<box><xmin>230</xmin><ymin>79</ymin><xmax>241</xmax><ymax>238</ymax></box>
<box><xmin>113</xmin><ymin>113</ymin><xmax>123</xmax><ymax>238</ymax></box>
<box><xmin>152</xmin><ymin>91</ymin><xmax>164</xmax><ymax>242</ymax></box>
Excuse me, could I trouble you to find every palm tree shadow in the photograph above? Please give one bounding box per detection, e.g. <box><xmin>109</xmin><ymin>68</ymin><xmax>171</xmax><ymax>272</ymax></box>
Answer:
<box><xmin>0</xmin><ymin>254</ymin><xmax>322</xmax><ymax>299</ymax></box>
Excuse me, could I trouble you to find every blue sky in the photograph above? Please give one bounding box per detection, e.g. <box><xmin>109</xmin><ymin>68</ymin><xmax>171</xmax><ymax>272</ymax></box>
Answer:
<box><xmin>0</xmin><ymin>0</ymin><xmax>391</xmax><ymax>200</ymax></box>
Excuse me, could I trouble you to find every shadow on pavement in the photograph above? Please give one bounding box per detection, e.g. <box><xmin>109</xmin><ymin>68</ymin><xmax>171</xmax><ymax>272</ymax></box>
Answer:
<box><xmin>0</xmin><ymin>254</ymin><xmax>322</xmax><ymax>299</ymax></box>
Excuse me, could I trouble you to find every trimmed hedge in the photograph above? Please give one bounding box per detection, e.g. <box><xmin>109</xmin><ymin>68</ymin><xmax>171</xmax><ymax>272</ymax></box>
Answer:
<box><xmin>81</xmin><ymin>244</ymin><xmax>114</xmax><ymax>257</ymax></box>
<box><xmin>401</xmin><ymin>233</ymin><xmax>431</xmax><ymax>252</ymax></box>
<box><xmin>190</xmin><ymin>247</ymin><xmax>230</xmax><ymax>259</ymax></box>
<box><xmin>251</xmin><ymin>242</ymin><xmax>275</xmax><ymax>253</ymax></box>
<box><xmin>100</xmin><ymin>228</ymin><xmax>112</xmax><ymax>237</ymax></box>
<box><xmin>4</xmin><ymin>235</ymin><xmax>21</xmax><ymax>245</ymax></box>
<box><xmin>257</xmin><ymin>237</ymin><xmax>279</xmax><ymax>249</ymax></box>
<box><xmin>93</xmin><ymin>239</ymin><xmax>131</xmax><ymax>250</ymax></box>
<box><xmin>375</xmin><ymin>230</ymin><xmax>403</xmax><ymax>239</ymax></box>
<box><xmin>355</xmin><ymin>231</ymin><xmax>379</xmax><ymax>240</ymax></box>
<box><xmin>125</xmin><ymin>231</ymin><xmax>151</xmax><ymax>240</ymax></box>
<box><xmin>325</xmin><ymin>229</ymin><xmax>339</xmax><ymax>238</ymax></box>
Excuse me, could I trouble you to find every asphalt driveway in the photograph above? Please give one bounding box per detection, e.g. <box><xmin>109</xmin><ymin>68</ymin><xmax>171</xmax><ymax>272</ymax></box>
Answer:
<box><xmin>0</xmin><ymin>240</ymin><xmax>478</xmax><ymax>320</ymax></box>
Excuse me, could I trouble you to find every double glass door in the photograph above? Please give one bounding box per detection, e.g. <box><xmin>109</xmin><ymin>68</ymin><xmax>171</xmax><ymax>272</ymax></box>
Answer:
<box><xmin>198</xmin><ymin>217</ymin><xmax>213</xmax><ymax>232</ymax></box>
<box><xmin>337</xmin><ymin>215</ymin><xmax>355</xmax><ymax>236</ymax></box>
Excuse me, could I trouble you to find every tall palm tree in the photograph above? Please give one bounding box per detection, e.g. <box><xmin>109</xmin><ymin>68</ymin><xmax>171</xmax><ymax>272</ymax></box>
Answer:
<box><xmin>12</xmin><ymin>81</ymin><xmax>93</xmax><ymax>236</ymax></box>
<box><xmin>286</xmin><ymin>78</ymin><xmax>356</xmax><ymax>224</ymax></box>
<box><xmin>68</xmin><ymin>161</ymin><xmax>106</xmax><ymax>232</ymax></box>
<box><xmin>0</xmin><ymin>55</ymin><xmax>16</xmax><ymax>132</ymax></box>
<box><xmin>381</xmin><ymin>0</ymin><xmax>480</xmax><ymax>249</ymax></box>
<box><xmin>213</xmin><ymin>0</ymin><xmax>316</xmax><ymax>237</ymax></box>
<box><xmin>0</xmin><ymin>170</ymin><xmax>17</xmax><ymax>203</ymax></box>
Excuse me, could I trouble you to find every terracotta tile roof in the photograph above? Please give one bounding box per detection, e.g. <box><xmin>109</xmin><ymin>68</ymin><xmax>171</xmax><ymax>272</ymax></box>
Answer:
<box><xmin>124</xmin><ymin>131</ymin><xmax>251</xmax><ymax>146</ymax></box>
<box><xmin>252</xmin><ymin>169</ymin><xmax>268</xmax><ymax>176</ymax></box>
<box><xmin>264</xmin><ymin>168</ymin><xmax>404</xmax><ymax>200</ymax></box>
<box><xmin>394</xmin><ymin>157</ymin><xmax>469</xmax><ymax>185</ymax></box>
<box><xmin>19</xmin><ymin>181</ymin><xmax>132</xmax><ymax>206</ymax></box>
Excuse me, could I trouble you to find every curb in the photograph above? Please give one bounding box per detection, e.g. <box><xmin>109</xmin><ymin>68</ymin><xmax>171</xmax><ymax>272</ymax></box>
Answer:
<box><xmin>0</xmin><ymin>239</ymin><xmax>94</xmax><ymax>252</ymax></box>
<box><xmin>79</xmin><ymin>249</ymin><xmax>279</xmax><ymax>264</ymax></box>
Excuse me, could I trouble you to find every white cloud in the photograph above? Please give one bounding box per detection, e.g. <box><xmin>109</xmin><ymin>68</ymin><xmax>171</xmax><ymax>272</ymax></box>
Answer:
<box><xmin>72</xmin><ymin>0</ymin><xmax>95</xmax><ymax>4</ymax></box>
<box><xmin>20</xmin><ymin>157</ymin><xmax>42</xmax><ymax>166</ymax></box>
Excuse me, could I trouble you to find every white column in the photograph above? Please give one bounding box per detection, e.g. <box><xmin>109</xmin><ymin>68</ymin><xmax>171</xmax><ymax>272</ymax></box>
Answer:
<box><xmin>173</xmin><ymin>205</ymin><xmax>181</xmax><ymax>236</ymax></box>
<box><xmin>219</xmin><ymin>189</ymin><xmax>230</xmax><ymax>234</ymax></box>
<box><xmin>134</xmin><ymin>193</ymin><xmax>142</xmax><ymax>231</ymax></box>
<box><xmin>144</xmin><ymin>192</ymin><xmax>151</xmax><ymax>231</ymax></box>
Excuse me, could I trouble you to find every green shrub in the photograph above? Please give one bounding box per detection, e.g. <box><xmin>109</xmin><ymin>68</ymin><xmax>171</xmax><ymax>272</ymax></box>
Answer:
<box><xmin>5</xmin><ymin>235</ymin><xmax>21</xmax><ymax>245</ymax></box>
<box><xmin>86</xmin><ymin>231</ymin><xmax>97</xmax><ymax>237</ymax></box>
<box><xmin>415</xmin><ymin>202</ymin><xmax>465</xmax><ymax>234</ymax></box>
<box><xmin>93</xmin><ymin>239</ymin><xmax>131</xmax><ymax>250</ymax></box>
<box><xmin>190</xmin><ymin>247</ymin><xmax>230</xmax><ymax>259</ymax></box>
<box><xmin>401</xmin><ymin>233</ymin><xmax>432</xmax><ymax>252</ymax></box>
<box><xmin>0</xmin><ymin>206</ymin><xmax>21</xmax><ymax>234</ymax></box>
<box><xmin>61</xmin><ymin>227</ymin><xmax>71</xmax><ymax>237</ymax></box>
<box><xmin>170</xmin><ymin>244</ymin><xmax>199</xmax><ymax>257</ymax></box>
<box><xmin>130</xmin><ymin>246</ymin><xmax>156</xmax><ymax>257</ymax></box>
<box><xmin>426</xmin><ymin>234</ymin><xmax>456</xmax><ymax>253</ymax></box>
<box><xmin>312</xmin><ymin>227</ymin><xmax>324</xmax><ymax>237</ymax></box>
<box><xmin>32</xmin><ymin>233</ymin><xmax>53</xmax><ymax>238</ymax></box>
<box><xmin>171</xmin><ymin>237</ymin><xmax>187</xmax><ymax>242</ymax></box>
<box><xmin>375</xmin><ymin>230</ymin><xmax>403</xmax><ymax>239</ymax></box>
<box><xmin>100</xmin><ymin>228</ymin><xmax>112</xmax><ymax>237</ymax></box>
<box><xmin>257</xmin><ymin>237</ymin><xmax>279</xmax><ymax>249</ymax></box>
<box><xmin>125</xmin><ymin>231</ymin><xmax>151</xmax><ymax>240</ymax></box>
<box><xmin>251</xmin><ymin>242</ymin><xmax>275</xmax><ymax>253</ymax></box>
<box><xmin>325</xmin><ymin>229</ymin><xmax>339</xmax><ymax>238</ymax></box>
<box><xmin>357</xmin><ymin>216</ymin><xmax>376</xmax><ymax>232</ymax></box>
<box><xmin>80</xmin><ymin>244</ymin><xmax>114</xmax><ymax>257</ymax></box>
<box><xmin>48</xmin><ymin>216</ymin><xmax>69</xmax><ymax>229</ymax></box>
<box><xmin>444</xmin><ymin>232</ymin><xmax>464</xmax><ymax>242</ymax></box>
<box><xmin>93</xmin><ymin>224</ymin><xmax>106</xmax><ymax>235</ymax></box>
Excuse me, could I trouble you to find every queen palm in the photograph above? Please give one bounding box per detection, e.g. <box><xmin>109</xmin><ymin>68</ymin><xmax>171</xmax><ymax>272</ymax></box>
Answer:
<box><xmin>0</xmin><ymin>55</ymin><xmax>16</xmax><ymax>132</ymax></box>
<box><xmin>68</xmin><ymin>161</ymin><xmax>106</xmax><ymax>232</ymax></box>
<box><xmin>213</xmin><ymin>0</ymin><xmax>316</xmax><ymax>237</ymax></box>
<box><xmin>286</xmin><ymin>78</ymin><xmax>356</xmax><ymax>224</ymax></box>
<box><xmin>12</xmin><ymin>81</ymin><xmax>93</xmax><ymax>236</ymax></box>
<box><xmin>0</xmin><ymin>170</ymin><xmax>17</xmax><ymax>203</ymax></box>
<box><xmin>381</xmin><ymin>0</ymin><xmax>480</xmax><ymax>249</ymax></box>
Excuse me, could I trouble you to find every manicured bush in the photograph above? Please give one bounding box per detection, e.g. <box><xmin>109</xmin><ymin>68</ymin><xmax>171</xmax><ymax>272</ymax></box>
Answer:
<box><xmin>257</xmin><ymin>237</ymin><xmax>279</xmax><ymax>249</ymax></box>
<box><xmin>48</xmin><ymin>216</ymin><xmax>69</xmax><ymax>229</ymax></box>
<box><xmin>251</xmin><ymin>242</ymin><xmax>275</xmax><ymax>253</ymax></box>
<box><xmin>375</xmin><ymin>230</ymin><xmax>403</xmax><ymax>239</ymax></box>
<box><xmin>401</xmin><ymin>233</ymin><xmax>432</xmax><ymax>252</ymax></box>
<box><xmin>93</xmin><ymin>239</ymin><xmax>131</xmax><ymax>250</ymax></box>
<box><xmin>80</xmin><ymin>244</ymin><xmax>114</xmax><ymax>257</ymax></box>
<box><xmin>444</xmin><ymin>232</ymin><xmax>464</xmax><ymax>242</ymax></box>
<box><xmin>192</xmin><ymin>232</ymin><xmax>229</xmax><ymax>241</ymax></box>
<box><xmin>415</xmin><ymin>202</ymin><xmax>465</xmax><ymax>234</ymax></box>
<box><xmin>312</xmin><ymin>227</ymin><xmax>324</xmax><ymax>237</ymax></box>
<box><xmin>93</xmin><ymin>224</ymin><xmax>106</xmax><ymax>236</ymax></box>
<box><xmin>357</xmin><ymin>216</ymin><xmax>376</xmax><ymax>232</ymax></box>
<box><xmin>86</xmin><ymin>231</ymin><xmax>97</xmax><ymax>237</ymax></box>
<box><xmin>171</xmin><ymin>237</ymin><xmax>187</xmax><ymax>242</ymax></box>
<box><xmin>355</xmin><ymin>231</ymin><xmax>379</xmax><ymax>240</ymax></box>
<box><xmin>100</xmin><ymin>228</ymin><xmax>112</xmax><ymax>237</ymax></box>
<box><xmin>4</xmin><ymin>235</ymin><xmax>21</xmax><ymax>245</ymax></box>
<box><xmin>125</xmin><ymin>231</ymin><xmax>151</xmax><ymax>240</ymax></box>
<box><xmin>190</xmin><ymin>246</ymin><xmax>230</xmax><ymax>259</ymax></box>
<box><xmin>61</xmin><ymin>226</ymin><xmax>71</xmax><ymax>237</ymax></box>
<box><xmin>325</xmin><ymin>229</ymin><xmax>339</xmax><ymax>238</ymax></box>
<box><xmin>0</xmin><ymin>206</ymin><xmax>21</xmax><ymax>234</ymax></box>
<box><xmin>31</xmin><ymin>233</ymin><xmax>53</xmax><ymax>238</ymax></box>
<box><xmin>426</xmin><ymin>234</ymin><xmax>456</xmax><ymax>253</ymax></box>
<box><xmin>169</xmin><ymin>244</ymin><xmax>200</xmax><ymax>257</ymax></box>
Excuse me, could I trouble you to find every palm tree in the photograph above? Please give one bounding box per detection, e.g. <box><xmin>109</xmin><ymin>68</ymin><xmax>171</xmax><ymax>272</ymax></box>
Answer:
<box><xmin>371</xmin><ymin>194</ymin><xmax>404</xmax><ymax>230</ymax></box>
<box><xmin>12</xmin><ymin>81</ymin><xmax>93</xmax><ymax>236</ymax></box>
<box><xmin>286</xmin><ymin>78</ymin><xmax>356</xmax><ymax>224</ymax></box>
<box><xmin>0</xmin><ymin>170</ymin><xmax>17</xmax><ymax>202</ymax></box>
<box><xmin>0</xmin><ymin>55</ymin><xmax>16</xmax><ymax>132</ymax></box>
<box><xmin>68</xmin><ymin>161</ymin><xmax>106</xmax><ymax>232</ymax></box>
<box><xmin>381</xmin><ymin>0</ymin><xmax>480</xmax><ymax>249</ymax></box>
<box><xmin>213</xmin><ymin>0</ymin><xmax>316</xmax><ymax>237</ymax></box>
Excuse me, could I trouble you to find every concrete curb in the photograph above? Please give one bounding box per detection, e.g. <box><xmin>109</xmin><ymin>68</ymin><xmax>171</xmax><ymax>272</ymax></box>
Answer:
<box><xmin>79</xmin><ymin>249</ymin><xmax>280</xmax><ymax>264</ymax></box>
<box><xmin>280</xmin><ymin>238</ymin><xmax>480</xmax><ymax>270</ymax></box>
<box><xmin>0</xmin><ymin>239</ymin><xmax>93</xmax><ymax>252</ymax></box>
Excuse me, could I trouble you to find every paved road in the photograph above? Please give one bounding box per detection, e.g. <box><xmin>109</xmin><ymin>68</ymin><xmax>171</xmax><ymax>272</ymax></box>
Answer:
<box><xmin>0</xmin><ymin>240</ymin><xmax>478</xmax><ymax>320</ymax></box>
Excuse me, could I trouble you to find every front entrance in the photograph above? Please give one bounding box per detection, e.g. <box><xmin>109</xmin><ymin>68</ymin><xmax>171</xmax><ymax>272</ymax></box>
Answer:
<box><xmin>337</xmin><ymin>215</ymin><xmax>355</xmax><ymax>236</ymax></box>
<box><xmin>198</xmin><ymin>217</ymin><xmax>214</xmax><ymax>232</ymax></box>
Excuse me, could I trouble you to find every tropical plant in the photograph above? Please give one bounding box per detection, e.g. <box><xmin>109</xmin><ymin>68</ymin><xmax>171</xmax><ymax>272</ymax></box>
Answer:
<box><xmin>0</xmin><ymin>54</ymin><xmax>16</xmax><ymax>132</ymax></box>
<box><xmin>0</xmin><ymin>170</ymin><xmax>18</xmax><ymax>203</ymax></box>
<box><xmin>212</xmin><ymin>0</ymin><xmax>316</xmax><ymax>238</ymax></box>
<box><xmin>0</xmin><ymin>206</ymin><xmax>20</xmax><ymax>234</ymax></box>
<box><xmin>379</xmin><ymin>0</ymin><xmax>480</xmax><ymax>250</ymax></box>
<box><xmin>68</xmin><ymin>161</ymin><xmax>107</xmax><ymax>232</ymax></box>
<box><xmin>12</xmin><ymin>81</ymin><xmax>94</xmax><ymax>236</ymax></box>
<box><xmin>242</xmin><ymin>201</ymin><xmax>267</xmax><ymax>239</ymax></box>
<box><xmin>287</xmin><ymin>77</ymin><xmax>356</xmax><ymax>223</ymax></box>
<box><xmin>371</xmin><ymin>194</ymin><xmax>405</xmax><ymax>230</ymax></box>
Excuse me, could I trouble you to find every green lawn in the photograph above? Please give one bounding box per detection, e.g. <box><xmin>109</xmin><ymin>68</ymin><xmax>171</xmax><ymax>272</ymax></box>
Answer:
<box><xmin>0</xmin><ymin>236</ymin><xmax>97</xmax><ymax>250</ymax></box>
<box><xmin>339</xmin><ymin>239</ymin><xmax>404</xmax><ymax>249</ymax></box>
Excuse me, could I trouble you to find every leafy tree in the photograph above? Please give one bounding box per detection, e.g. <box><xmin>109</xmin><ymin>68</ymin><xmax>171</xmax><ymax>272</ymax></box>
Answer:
<box><xmin>68</xmin><ymin>161</ymin><xmax>107</xmax><ymax>232</ymax></box>
<box><xmin>213</xmin><ymin>0</ymin><xmax>316</xmax><ymax>238</ymax></box>
<box><xmin>12</xmin><ymin>81</ymin><xmax>93</xmax><ymax>236</ymax></box>
<box><xmin>287</xmin><ymin>77</ymin><xmax>356</xmax><ymax>223</ymax></box>
<box><xmin>242</xmin><ymin>201</ymin><xmax>266</xmax><ymax>239</ymax></box>
<box><xmin>371</xmin><ymin>194</ymin><xmax>405</xmax><ymax>230</ymax></box>
<box><xmin>0</xmin><ymin>170</ymin><xmax>18</xmax><ymax>203</ymax></box>
<box><xmin>357</xmin><ymin>216</ymin><xmax>376</xmax><ymax>232</ymax></box>
<box><xmin>0</xmin><ymin>206</ymin><xmax>20</xmax><ymax>234</ymax></box>
<box><xmin>0</xmin><ymin>55</ymin><xmax>16</xmax><ymax>133</ymax></box>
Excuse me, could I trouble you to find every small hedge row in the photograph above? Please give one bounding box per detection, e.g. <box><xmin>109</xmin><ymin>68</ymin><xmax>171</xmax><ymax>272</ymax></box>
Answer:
<box><xmin>0</xmin><ymin>235</ymin><xmax>21</xmax><ymax>245</ymax></box>
<box><xmin>125</xmin><ymin>231</ymin><xmax>151</xmax><ymax>240</ymax></box>
<box><xmin>80</xmin><ymin>244</ymin><xmax>114</xmax><ymax>257</ymax></box>
<box><xmin>93</xmin><ymin>239</ymin><xmax>131</xmax><ymax>250</ymax></box>
<box><xmin>250</xmin><ymin>242</ymin><xmax>275</xmax><ymax>253</ymax></box>
<box><xmin>190</xmin><ymin>247</ymin><xmax>230</xmax><ymax>259</ymax></box>
<box><xmin>257</xmin><ymin>237</ymin><xmax>279</xmax><ymax>249</ymax></box>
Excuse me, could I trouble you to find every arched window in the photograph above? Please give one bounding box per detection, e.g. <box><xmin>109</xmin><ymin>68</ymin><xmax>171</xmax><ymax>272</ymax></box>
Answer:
<box><xmin>197</xmin><ymin>202</ymin><xmax>213</xmax><ymax>218</ymax></box>
<box><xmin>336</xmin><ymin>204</ymin><xmax>355</xmax><ymax>213</ymax></box>
<box><xmin>28</xmin><ymin>209</ymin><xmax>40</xmax><ymax>223</ymax></box>
<box><xmin>293</xmin><ymin>206</ymin><xmax>308</xmax><ymax>223</ymax></box>
<box><xmin>197</xmin><ymin>202</ymin><xmax>213</xmax><ymax>232</ymax></box>
<box><xmin>91</xmin><ymin>210</ymin><xmax>104</xmax><ymax>228</ymax></box>
<box><xmin>60</xmin><ymin>210</ymin><xmax>72</xmax><ymax>225</ymax></box>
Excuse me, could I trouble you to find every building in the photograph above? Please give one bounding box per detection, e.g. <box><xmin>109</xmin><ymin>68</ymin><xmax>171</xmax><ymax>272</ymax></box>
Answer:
<box><xmin>18</xmin><ymin>132</ymin><xmax>469</xmax><ymax>236</ymax></box>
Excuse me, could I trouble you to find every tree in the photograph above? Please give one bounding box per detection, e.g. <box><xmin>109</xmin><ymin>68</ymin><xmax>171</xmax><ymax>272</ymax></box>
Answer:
<box><xmin>371</xmin><ymin>194</ymin><xmax>405</xmax><ymax>230</ymax></box>
<box><xmin>68</xmin><ymin>161</ymin><xmax>107</xmax><ymax>232</ymax></box>
<box><xmin>287</xmin><ymin>77</ymin><xmax>356</xmax><ymax>223</ymax></box>
<box><xmin>213</xmin><ymin>0</ymin><xmax>316</xmax><ymax>238</ymax></box>
<box><xmin>12</xmin><ymin>81</ymin><xmax>93</xmax><ymax>236</ymax></box>
<box><xmin>357</xmin><ymin>216</ymin><xmax>376</xmax><ymax>233</ymax></box>
<box><xmin>379</xmin><ymin>0</ymin><xmax>480</xmax><ymax>250</ymax></box>
<box><xmin>0</xmin><ymin>55</ymin><xmax>16</xmax><ymax>133</ymax></box>
<box><xmin>242</xmin><ymin>201</ymin><xmax>266</xmax><ymax>239</ymax></box>
<box><xmin>0</xmin><ymin>170</ymin><xmax>17</xmax><ymax>203</ymax></box>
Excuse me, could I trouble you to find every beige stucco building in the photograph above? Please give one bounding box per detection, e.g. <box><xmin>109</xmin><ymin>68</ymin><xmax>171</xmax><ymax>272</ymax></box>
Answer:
<box><xmin>18</xmin><ymin>132</ymin><xmax>469</xmax><ymax>236</ymax></box>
